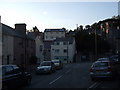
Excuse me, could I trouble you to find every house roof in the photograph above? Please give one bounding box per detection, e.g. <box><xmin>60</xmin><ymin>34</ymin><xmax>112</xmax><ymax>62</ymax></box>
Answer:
<box><xmin>54</xmin><ymin>37</ymin><xmax>74</xmax><ymax>44</ymax></box>
<box><xmin>27</xmin><ymin>32</ymin><xmax>44</xmax><ymax>40</ymax></box>
<box><xmin>2</xmin><ymin>23</ymin><xmax>34</xmax><ymax>40</ymax></box>
<box><xmin>44</xmin><ymin>29</ymin><xmax>66</xmax><ymax>32</ymax></box>
<box><xmin>2</xmin><ymin>23</ymin><xmax>26</xmax><ymax>38</ymax></box>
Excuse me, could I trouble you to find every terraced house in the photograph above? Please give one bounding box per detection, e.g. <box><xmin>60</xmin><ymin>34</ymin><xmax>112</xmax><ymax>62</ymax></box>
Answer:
<box><xmin>51</xmin><ymin>37</ymin><xmax>76</xmax><ymax>63</ymax></box>
<box><xmin>43</xmin><ymin>28</ymin><xmax>76</xmax><ymax>63</ymax></box>
<box><xmin>2</xmin><ymin>23</ymin><xmax>35</xmax><ymax>69</ymax></box>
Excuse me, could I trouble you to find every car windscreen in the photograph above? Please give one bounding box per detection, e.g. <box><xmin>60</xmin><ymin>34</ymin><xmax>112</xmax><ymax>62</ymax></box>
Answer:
<box><xmin>98</xmin><ymin>58</ymin><xmax>109</xmax><ymax>61</ymax></box>
<box><xmin>93</xmin><ymin>62</ymin><xmax>109</xmax><ymax>67</ymax></box>
<box><xmin>40</xmin><ymin>62</ymin><xmax>51</xmax><ymax>66</ymax></box>
<box><xmin>52</xmin><ymin>61</ymin><xmax>59</xmax><ymax>63</ymax></box>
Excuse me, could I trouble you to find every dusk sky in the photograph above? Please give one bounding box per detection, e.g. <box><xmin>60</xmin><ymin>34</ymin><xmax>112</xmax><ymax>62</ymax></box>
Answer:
<box><xmin>0</xmin><ymin>1</ymin><xmax>118</xmax><ymax>31</ymax></box>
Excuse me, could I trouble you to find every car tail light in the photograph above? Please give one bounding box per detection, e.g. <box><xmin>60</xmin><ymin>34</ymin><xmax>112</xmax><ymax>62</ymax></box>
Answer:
<box><xmin>90</xmin><ymin>68</ymin><xmax>93</xmax><ymax>72</ymax></box>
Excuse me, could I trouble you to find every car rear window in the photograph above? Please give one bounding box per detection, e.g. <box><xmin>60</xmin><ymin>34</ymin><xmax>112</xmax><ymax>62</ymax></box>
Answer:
<box><xmin>41</xmin><ymin>62</ymin><xmax>51</xmax><ymax>66</ymax></box>
<box><xmin>52</xmin><ymin>60</ymin><xmax>59</xmax><ymax>63</ymax></box>
<box><xmin>93</xmin><ymin>62</ymin><xmax>109</xmax><ymax>67</ymax></box>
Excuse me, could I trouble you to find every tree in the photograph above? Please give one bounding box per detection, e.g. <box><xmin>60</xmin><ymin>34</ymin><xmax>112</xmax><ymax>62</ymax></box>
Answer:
<box><xmin>85</xmin><ymin>25</ymin><xmax>91</xmax><ymax>30</ymax></box>
<box><xmin>75</xmin><ymin>30</ymin><xmax>110</xmax><ymax>54</ymax></box>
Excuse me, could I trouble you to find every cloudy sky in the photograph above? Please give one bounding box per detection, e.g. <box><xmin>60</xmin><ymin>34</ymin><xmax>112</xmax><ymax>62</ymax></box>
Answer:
<box><xmin>0</xmin><ymin>1</ymin><xmax>119</xmax><ymax>31</ymax></box>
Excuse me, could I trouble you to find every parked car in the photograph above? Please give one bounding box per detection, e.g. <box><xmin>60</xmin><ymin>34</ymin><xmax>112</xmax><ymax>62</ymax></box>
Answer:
<box><xmin>36</xmin><ymin>61</ymin><xmax>56</xmax><ymax>74</ymax></box>
<box><xmin>90</xmin><ymin>61</ymin><xmax>114</xmax><ymax>81</ymax></box>
<box><xmin>97</xmin><ymin>58</ymin><xmax>109</xmax><ymax>61</ymax></box>
<box><xmin>109</xmin><ymin>55</ymin><xmax>119</xmax><ymax>63</ymax></box>
<box><xmin>1</xmin><ymin>65</ymin><xmax>32</xmax><ymax>90</ymax></box>
<box><xmin>51</xmin><ymin>60</ymin><xmax>63</xmax><ymax>70</ymax></box>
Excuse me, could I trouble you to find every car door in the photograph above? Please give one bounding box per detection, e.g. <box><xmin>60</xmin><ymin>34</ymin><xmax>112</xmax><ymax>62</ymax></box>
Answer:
<box><xmin>3</xmin><ymin>66</ymin><xmax>17</xmax><ymax>88</ymax></box>
<box><xmin>12</xmin><ymin>66</ymin><xmax>24</xmax><ymax>86</ymax></box>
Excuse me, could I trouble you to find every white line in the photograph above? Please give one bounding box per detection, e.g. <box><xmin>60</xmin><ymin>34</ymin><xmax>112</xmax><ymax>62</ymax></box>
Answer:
<box><xmin>88</xmin><ymin>82</ymin><xmax>98</xmax><ymax>89</ymax></box>
<box><xmin>87</xmin><ymin>81</ymin><xmax>102</xmax><ymax>90</ymax></box>
<box><xmin>65</xmin><ymin>69</ymin><xmax>71</xmax><ymax>74</ymax></box>
<box><xmin>49</xmin><ymin>75</ymin><xmax>63</xmax><ymax>85</ymax></box>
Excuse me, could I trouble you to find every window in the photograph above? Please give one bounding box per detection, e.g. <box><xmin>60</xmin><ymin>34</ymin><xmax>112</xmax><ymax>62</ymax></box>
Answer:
<box><xmin>63</xmin><ymin>42</ymin><xmax>67</xmax><ymax>45</ymax></box>
<box><xmin>55</xmin><ymin>49</ymin><xmax>60</xmax><ymax>53</ymax></box>
<box><xmin>40</xmin><ymin>45</ymin><xmax>43</xmax><ymax>52</ymax></box>
<box><xmin>56</xmin><ymin>42</ymin><xmax>59</xmax><ymax>45</ymax></box>
<box><xmin>13</xmin><ymin>66</ymin><xmax>21</xmax><ymax>73</ymax></box>
<box><xmin>5</xmin><ymin>66</ymin><xmax>13</xmax><ymax>75</ymax></box>
<box><xmin>54</xmin><ymin>42</ymin><xmax>60</xmax><ymax>45</ymax></box>
<box><xmin>63</xmin><ymin>49</ymin><xmax>67</xmax><ymax>53</ymax></box>
<box><xmin>7</xmin><ymin>55</ymin><xmax>9</xmax><ymax>64</ymax></box>
<box><xmin>51</xmin><ymin>36</ymin><xmax>53</xmax><ymax>39</ymax></box>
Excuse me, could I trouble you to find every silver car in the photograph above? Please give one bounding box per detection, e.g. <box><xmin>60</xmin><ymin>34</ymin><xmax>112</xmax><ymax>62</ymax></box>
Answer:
<box><xmin>36</xmin><ymin>61</ymin><xmax>56</xmax><ymax>74</ymax></box>
<box><xmin>90</xmin><ymin>60</ymin><xmax>113</xmax><ymax>81</ymax></box>
<box><xmin>97</xmin><ymin>58</ymin><xmax>109</xmax><ymax>61</ymax></box>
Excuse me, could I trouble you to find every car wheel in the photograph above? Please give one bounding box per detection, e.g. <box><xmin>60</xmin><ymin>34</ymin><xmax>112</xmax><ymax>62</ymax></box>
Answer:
<box><xmin>25</xmin><ymin>78</ymin><xmax>31</xmax><ymax>86</ymax></box>
<box><xmin>2</xmin><ymin>85</ymin><xmax>8</xmax><ymax>90</ymax></box>
<box><xmin>91</xmin><ymin>77</ymin><xmax>96</xmax><ymax>81</ymax></box>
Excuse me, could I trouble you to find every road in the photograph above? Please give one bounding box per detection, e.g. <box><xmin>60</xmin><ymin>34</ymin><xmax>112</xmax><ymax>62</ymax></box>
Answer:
<box><xmin>20</xmin><ymin>62</ymin><xmax>119</xmax><ymax>89</ymax></box>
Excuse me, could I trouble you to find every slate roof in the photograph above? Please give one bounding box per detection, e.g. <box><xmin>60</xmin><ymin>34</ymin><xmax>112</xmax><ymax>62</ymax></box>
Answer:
<box><xmin>27</xmin><ymin>32</ymin><xmax>44</xmax><ymax>40</ymax></box>
<box><xmin>44</xmin><ymin>29</ymin><xmax>66</xmax><ymax>32</ymax></box>
<box><xmin>54</xmin><ymin>37</ymin><xmax>74</xmax><ymax>44</ymax></box>
<box><xmin>2</xmin><ymin>23</ymin><xmax>34</xmax><ymax>40</ymax></box>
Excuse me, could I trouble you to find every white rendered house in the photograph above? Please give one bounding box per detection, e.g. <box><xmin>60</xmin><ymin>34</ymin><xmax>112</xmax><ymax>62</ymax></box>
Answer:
<box><xmin>44</xmin><ymin>29</ymin><xmax>66</xmax><ymax>41</ymax></box>
<box><xmin>51</xmin><ymin>37</ymin><xmax>76</xmax><ymax>63</ymax></box>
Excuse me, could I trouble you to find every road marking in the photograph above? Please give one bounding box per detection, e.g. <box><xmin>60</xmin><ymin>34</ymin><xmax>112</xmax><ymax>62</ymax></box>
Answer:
<box><xmin>49</xmin><ymin>75</ymin><xmax>63</xmax><ymax>85</ymax></box>
<box><xmin>87</xmin><ymin>81</ymin><xmax>102</xmax><ymax>90</ymax></box>
<box><xmin>65</xmin><ymin>69</ymin><xmax>71</xmax><ymax>74</ymax></box>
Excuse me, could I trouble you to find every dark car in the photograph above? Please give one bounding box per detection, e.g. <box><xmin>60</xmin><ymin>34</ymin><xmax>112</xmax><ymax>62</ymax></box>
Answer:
<box><xmin>36</xmin><ymin>61</ymin><xmax>56</xmax><ymax>74</ymax></box>
<box><xmin>97</xmin><ymin>58</ymin><xmax>109</xmax><ymax>61</ymax></box>
<box><xmin>1</xmin><ymin>65</ymin><xmax>32</xmax><ymax>90</ymax></box>
<box><xmin>109</xmin><ymin>55</ymin><xmax>119</xmax><ymax>63</ymax></box>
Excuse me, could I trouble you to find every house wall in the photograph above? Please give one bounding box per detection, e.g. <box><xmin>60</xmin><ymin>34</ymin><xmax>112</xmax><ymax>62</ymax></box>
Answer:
<box><xmin>13</xmin><ymin>37</ymin><xmax>25</xmax><ymax>66</ymax></box>
<box><xmin>51</xmin><ymin>40</ymin><xmax>76</xmax><ymax>63</ymax></box>
<box><xmin>0</xmin><ymin>22</ymin><xmax>2</xmax><ymax>65</ymax></box>
<box><xmin>14</xmin><ymin>36</ymin><xmax>35</xmax><ymax>67</ymax></box>
<box><xmin>2</xmin><ymin>34</ymin><xmax>14</xmax><ymax>64</ymax></box>
<box><xmin>35</xmin><ymin>36</ymin><xmax>44</xmax><ymax>63</ymax></box>
<box><xmin>44</xmin><ymin>31</ymin><xmax>65</xmax><ymax>41</ymax></box>
<box><xmin>68</xmin><ymin>40</ymin><xmax>76</xmax><ymax>62</ymax></box>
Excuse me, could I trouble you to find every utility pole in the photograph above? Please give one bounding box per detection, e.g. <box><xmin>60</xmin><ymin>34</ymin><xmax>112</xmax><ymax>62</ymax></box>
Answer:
<box><xmin>67</xmin><ymin>41</ymin><xmax>69</xmax><ymax>63</ymax></box>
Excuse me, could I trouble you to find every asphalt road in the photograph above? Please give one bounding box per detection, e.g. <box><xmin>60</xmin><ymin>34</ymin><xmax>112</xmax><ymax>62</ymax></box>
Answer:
<box><xmin>20</xmin><ymin>62</ymin><xmax>119</xmax><ymax>89</ymax></box>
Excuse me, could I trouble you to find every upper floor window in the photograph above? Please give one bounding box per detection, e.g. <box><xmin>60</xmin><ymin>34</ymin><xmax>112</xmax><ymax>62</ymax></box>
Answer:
<box><xmin>54</xmin><ymin>42</ymin><xmax>59</xmax><ymax>45</ymax></box>
<box><xmin>55</xmin><ymin>49</ymin><xmax>60</xmax><ymax>53</ymax></box>
<box><xmin>40</xmin><ymin>45</ymin><xmax>43</xmax><ymax>52</ymax></box>
<box><xmin>63</xmin><ymin>49</ymin><xmax>67</xmax><ymax>53</ymax></box>
<box><xmin>63</xmin><ymin>42</ymin><xmax>68</xmax><ymax>45</ymax></box>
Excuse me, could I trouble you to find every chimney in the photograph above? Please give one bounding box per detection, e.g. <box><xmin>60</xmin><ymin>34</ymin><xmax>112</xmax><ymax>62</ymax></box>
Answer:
<box><xmin>15</xmin><ymin>23</ymin><xmax>26</xmax><ymax>35</ymax></box>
